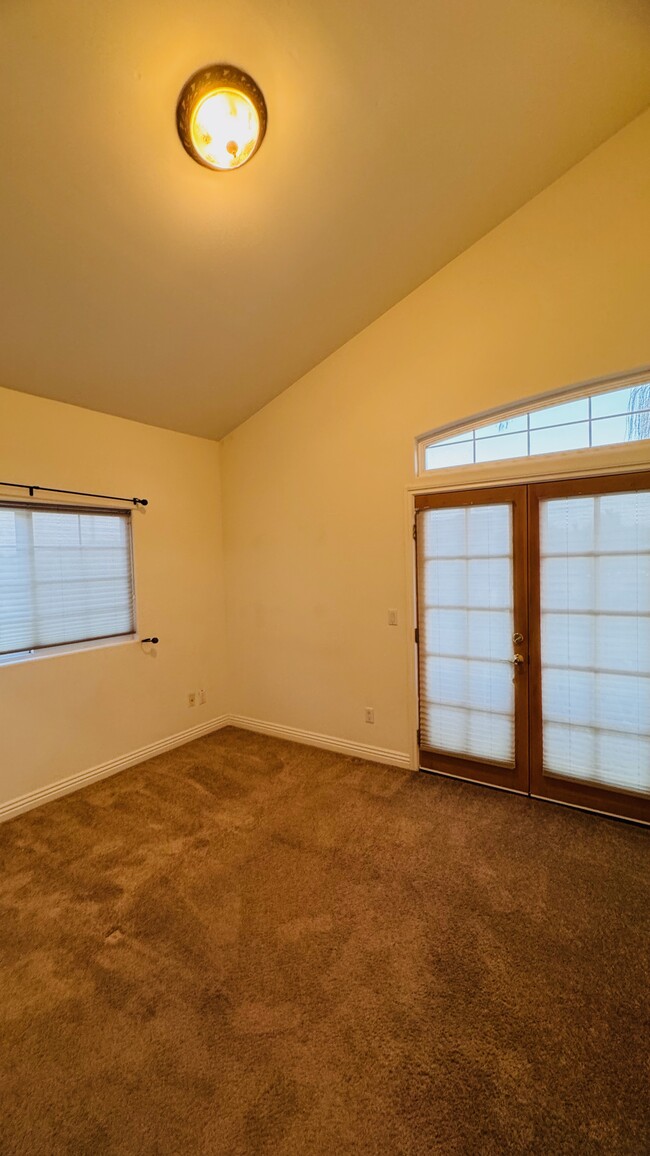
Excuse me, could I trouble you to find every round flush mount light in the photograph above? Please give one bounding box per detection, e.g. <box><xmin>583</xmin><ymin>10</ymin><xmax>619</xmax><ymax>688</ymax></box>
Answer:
<box><xmin>176</xmin><ymin>64</ymin><xmax>267</xmax><ymax>171</ymax></box>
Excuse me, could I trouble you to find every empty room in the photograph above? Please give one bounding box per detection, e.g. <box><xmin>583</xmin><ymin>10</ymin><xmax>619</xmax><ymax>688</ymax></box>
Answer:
<box><xmin>1</xmin><ymin>2</ymin><xmax>649</xmax><ymax>1153</ymax></box>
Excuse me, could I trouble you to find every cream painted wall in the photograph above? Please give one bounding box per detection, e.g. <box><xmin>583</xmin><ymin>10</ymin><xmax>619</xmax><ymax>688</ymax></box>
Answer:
<box><xmin>0</xmin><ymin>387</ymin><xmax>226</xmax><ymax>808</ymax></box>
<box><xmin>220</xmin><ymin>109</ymin><xmax>650</xmax><ymax>762</ymax></box>
<box><xmin>2</xmin><ymin>109</ymin><xmax>649</xmax><ymax>811</ymax></box>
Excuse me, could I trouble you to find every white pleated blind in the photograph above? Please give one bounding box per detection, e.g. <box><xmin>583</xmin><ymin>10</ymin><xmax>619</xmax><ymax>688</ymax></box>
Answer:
<box><xmin>418</xmin><ymin>504</ymin><xmax>515</xmax><ymax>765</ymax></box>
<box><xmin>540</xmin><ymin>491</ymin><xmax>650</xmax><ymax>796</ymax></box>
<box><xmin>0</xmin><ymin>505</ymin><xmax>135</xmax><ymax>658</ymax></box>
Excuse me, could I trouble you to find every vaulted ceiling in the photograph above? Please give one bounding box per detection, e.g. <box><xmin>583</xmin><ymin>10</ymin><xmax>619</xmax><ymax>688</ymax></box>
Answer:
<box><xmin>1</xmin><ymin>1</ymin><xmax>649</xmax><ymax>438</ymax></box>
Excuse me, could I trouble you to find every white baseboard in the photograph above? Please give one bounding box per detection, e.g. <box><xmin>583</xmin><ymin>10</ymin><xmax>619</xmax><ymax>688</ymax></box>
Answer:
<box><xmin>1</xmin><ymin>713</ymin><xmax>412</xmax><ymax>824</ymax></box>
<box><xmin>0</xmin><ymin>715</ymin><xmax>230</xmax><ymax>824</ymax></box>
<box><xmin>228</xmin><ymin>714</ymin><xmax>412</xmax><ymax>769</ymax></box>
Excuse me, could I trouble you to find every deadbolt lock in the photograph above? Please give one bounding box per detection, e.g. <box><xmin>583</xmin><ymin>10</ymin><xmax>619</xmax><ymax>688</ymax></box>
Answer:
<box><xmin>513</xmin><ymin>632</ymin><xmax>524</xmax><ymax>644</ymax></box>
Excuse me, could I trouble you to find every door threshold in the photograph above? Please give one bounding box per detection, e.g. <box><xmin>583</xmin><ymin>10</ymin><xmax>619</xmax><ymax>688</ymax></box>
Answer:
<box><xmin>418</xmin><ymin>765</ymin><xmax>648</xmax><ymax>827</ymax></box>
<box><xmin>530</xmin><ymin>794</ymin><xmax>649</xmax><ymax>828</ymax></box>
<box><xmin>418</xmin><ymin>765</ymin><xmax>527</xmax><ymax>796</ymax></box>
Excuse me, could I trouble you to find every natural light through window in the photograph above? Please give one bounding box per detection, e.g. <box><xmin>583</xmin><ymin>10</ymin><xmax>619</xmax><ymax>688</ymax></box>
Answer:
<box><xmin>420</xmin><ymin>379</ymin><xmax>650</xmax><ymax>473</ymax></box>
<box><xmin>0</xmin><ymin>505</ymin><xmax>135</xmax><ymax>664</ymax></box>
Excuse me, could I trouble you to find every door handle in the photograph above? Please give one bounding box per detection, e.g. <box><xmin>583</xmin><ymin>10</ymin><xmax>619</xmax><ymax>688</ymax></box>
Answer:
<box><xmin>511</xmin><ymin>653</ymin><xmax>525</xmax><ymax>666</ymax></box>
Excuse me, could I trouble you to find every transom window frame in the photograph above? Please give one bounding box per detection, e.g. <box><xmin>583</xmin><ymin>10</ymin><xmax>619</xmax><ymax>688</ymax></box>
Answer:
<box><xmin>415</xmin><ymin>367</ymin><xmax>650</xmax><ymax>487</ymax></box>
<box><xmin>0</xmin><ymin>500</ymin><xmax>138</xmax><ymax>667</ymax></box>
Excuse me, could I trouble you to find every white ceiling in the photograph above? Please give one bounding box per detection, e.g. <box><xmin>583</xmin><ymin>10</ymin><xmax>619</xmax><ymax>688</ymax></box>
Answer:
<box><xmin>1</xmin><ymin>1</ymin><xmax>649</xmax><ymax>439</ymax></box>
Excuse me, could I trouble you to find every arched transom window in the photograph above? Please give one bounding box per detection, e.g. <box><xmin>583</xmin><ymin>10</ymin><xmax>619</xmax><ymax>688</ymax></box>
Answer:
<box><xmin>417</xmin><ymin>371</ymin><xmax>650</xmax><ymax>475</ymax></box>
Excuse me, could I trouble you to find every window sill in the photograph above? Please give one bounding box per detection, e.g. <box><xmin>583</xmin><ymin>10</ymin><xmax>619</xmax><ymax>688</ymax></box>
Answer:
<box><xmin>0</xmin><ymin>633</ymin><xmax>138</xmax><ymax>668</ymax></box>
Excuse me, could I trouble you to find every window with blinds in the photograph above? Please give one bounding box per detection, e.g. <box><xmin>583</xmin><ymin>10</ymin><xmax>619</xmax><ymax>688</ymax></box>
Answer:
<box><xmin>0</xmin><ymin>504</ymin><xmax>135</xmax><ymax>661</ymax></box>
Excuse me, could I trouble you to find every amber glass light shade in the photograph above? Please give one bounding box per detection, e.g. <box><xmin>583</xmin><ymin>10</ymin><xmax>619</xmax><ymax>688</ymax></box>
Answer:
<box><xmin>177</xmin><ymin>64</ymin><xmax>267</xmax><ymax>171</ymax></box>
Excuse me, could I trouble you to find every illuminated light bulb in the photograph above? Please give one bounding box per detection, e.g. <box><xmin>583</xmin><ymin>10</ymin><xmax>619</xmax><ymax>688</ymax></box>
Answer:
<box><xmin>191</xmin><ymin>88</ymin><xmax>260</xmax><ymax>170</ymax></box>
<box><xmin>177</xmin><ymin>65</ymin><xmax>267</xmax><ymax>171</ymax></box>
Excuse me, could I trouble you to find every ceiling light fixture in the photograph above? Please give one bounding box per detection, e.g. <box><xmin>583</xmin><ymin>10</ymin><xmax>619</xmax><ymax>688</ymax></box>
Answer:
<box><xmin>176</xmin><ymin>64</ymin><xmax>267</xmax><ymax>171</ymax></box>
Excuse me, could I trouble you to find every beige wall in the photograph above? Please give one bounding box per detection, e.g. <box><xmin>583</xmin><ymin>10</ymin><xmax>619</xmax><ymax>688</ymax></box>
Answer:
<box><xmin>2</xmin><ymin>109</ymin><xmax>649</xmax><ymax>810</ymax></box>
<box><xmin>0</xmin><ymin>387</ymin><xmax>226</xmax><ymax>808</ymax></box>
<box><xmin>220</xmin><ymin>109</ymin><xmax>650</xmax><ymax>762</ymax></box>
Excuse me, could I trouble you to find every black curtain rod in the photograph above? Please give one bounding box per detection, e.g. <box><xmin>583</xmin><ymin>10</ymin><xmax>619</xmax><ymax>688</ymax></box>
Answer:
<box><xmin>0</xmin><ymin>481</ymin><xmax>148</xmax><ymax>506</ymax></box>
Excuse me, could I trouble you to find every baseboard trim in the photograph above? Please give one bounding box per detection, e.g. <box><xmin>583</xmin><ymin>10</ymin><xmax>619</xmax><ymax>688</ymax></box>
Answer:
<box><xmin>227</xmin><ymin>714</ymin><xmax>412</xmax><ymax>769</ymax></box>
<box><xmin>1</xmin><ymin>713</ymin><xmax>411</xmax><ymax>824</ymax></box>
<box><xmin>0</xmin><ymin>715</ymin><xmax>230</xmax><ymax>824</ymax></box>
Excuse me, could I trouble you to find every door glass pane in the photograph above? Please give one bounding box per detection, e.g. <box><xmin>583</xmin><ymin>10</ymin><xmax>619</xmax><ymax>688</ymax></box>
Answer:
<box><xmin>540</xmin><ymin>490</ymin><xmax>650</xmax><ymax>796</ymax></box>
<box><xmin>419</xmin><ymin>504</ymin><xmax>515</xmax><ymax>765</ymax></box>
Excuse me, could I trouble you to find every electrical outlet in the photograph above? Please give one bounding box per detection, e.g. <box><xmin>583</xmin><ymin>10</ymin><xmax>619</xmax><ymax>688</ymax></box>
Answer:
<box><xmin>188</xmin><ymin>692</ymin><xmax>197</xmax><ymax>708</ymax></box>
<box><xmin>198</xmin><ymin>688</ymin><xmax>207</xmax><ymax>705</ymax></box>
<box><xmin>365</xmin><ymin>707</ymin><xmax>375</xmax><ymax>724</ymax></box>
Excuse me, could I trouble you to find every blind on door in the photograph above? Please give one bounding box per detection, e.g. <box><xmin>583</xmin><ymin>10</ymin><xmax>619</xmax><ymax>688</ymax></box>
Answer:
<box><xmin>0</xmin><ymin>504</ymin><xmax>135</xmax><ymax>658</ymax></box>
<box><xmin>540</xmin><ymin>491</ymin><xmax>650</xmax><ymax>796</ymax></box>
<box><xmin>418</xmin><ymin>503</ymin><xmax>515</xmax><ymax>765</ymax></box>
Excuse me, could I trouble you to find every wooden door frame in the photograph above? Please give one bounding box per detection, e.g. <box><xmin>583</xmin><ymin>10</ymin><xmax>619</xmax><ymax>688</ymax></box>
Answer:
<box><xmin>412</xmin><ymin>471</ymin><xmax>650</xmax><ymax>824</ymax></box>
<box><xmin>414</xmin><ymin>485</ymin><xmax>530</xmax><ymax>793</ymax></box>
<box><xmin>528</xmin><ymin>470</ymin><xmax>650</xmax><ymax>825</ymax></box>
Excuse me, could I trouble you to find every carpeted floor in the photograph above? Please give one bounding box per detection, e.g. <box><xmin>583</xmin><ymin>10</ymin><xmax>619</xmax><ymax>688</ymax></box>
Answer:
<box><xmin>0</xmin><ymin>728</ymin><xmax>648</xmax><ymax>1155</ymax></box>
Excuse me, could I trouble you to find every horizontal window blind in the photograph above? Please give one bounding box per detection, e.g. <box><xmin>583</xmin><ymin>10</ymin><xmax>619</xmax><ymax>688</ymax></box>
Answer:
<box><xmin>0</xmin><ymin>504</ymin><xmax>135</xmax><ymax>658</ymax></box>
<box><xmin>418</xmin><ymin>503</ymin><xmax>516</xmax><ymax>765</ymax></box>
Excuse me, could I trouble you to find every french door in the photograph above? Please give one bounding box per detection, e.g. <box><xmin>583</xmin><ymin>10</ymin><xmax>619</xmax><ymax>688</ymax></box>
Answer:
<box><xmin>415</xmin><ymin>471</ymin><xmax>650</xmax><ymax>824</ymax></box>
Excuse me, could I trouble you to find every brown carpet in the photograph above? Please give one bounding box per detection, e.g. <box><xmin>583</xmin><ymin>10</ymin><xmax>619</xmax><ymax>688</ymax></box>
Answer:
<box><xmin>0</xmin><ymin>727</ymin><xmax>648</xmax><ymax>1155</ymax></box>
